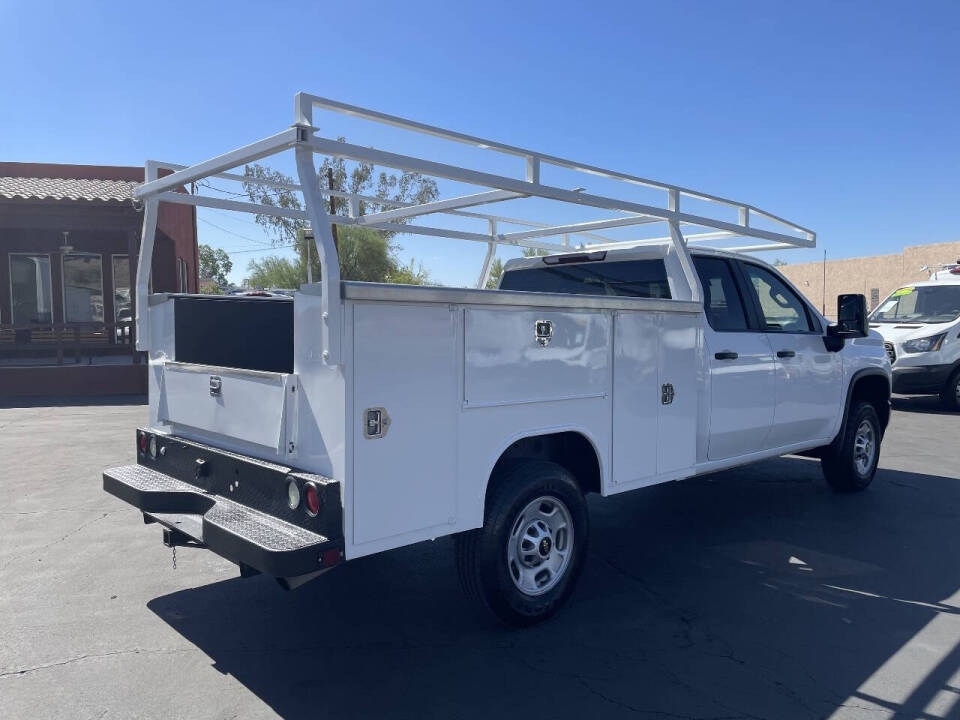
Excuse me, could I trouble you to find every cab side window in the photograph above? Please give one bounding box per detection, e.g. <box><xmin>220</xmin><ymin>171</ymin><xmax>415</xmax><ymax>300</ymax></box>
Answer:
<box><xmin>741</xmin><ymin>263</ymin><xmax>813</xmax><ymax>333</ymax></box>
<box><xmin>692</xmin><ymin>256</ymin><xmax>749</xmax><ymax>331</ymax></box>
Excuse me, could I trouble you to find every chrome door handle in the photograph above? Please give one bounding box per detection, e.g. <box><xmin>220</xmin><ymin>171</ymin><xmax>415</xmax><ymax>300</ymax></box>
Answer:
<box><xmin>714</xmin><ymin>351</ymin><xmax>738</xmax><ymax>360</ymax></box>
<box><xmin>776</xmin><ymin>350</ymin><xmax>796</xmax><ymax>358</ymax></box>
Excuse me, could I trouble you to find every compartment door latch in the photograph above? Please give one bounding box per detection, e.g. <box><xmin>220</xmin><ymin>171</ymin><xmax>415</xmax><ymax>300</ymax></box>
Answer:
<box><xmin>363</xmin><ymin>407</ymin><xmax>391</xmax><ymax>439</ymax></box>
<box><xmin>535</xmin><ymin>319</ymin><xmax>553</xmax><ymax>347</ymax></box>
<box><xmin>661</xmin><ymin>383</ymin><xmax>675</xmax><ymax>405</ymax></box>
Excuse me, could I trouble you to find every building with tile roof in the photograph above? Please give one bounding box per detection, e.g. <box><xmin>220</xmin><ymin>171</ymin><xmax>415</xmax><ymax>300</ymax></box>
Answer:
<box><xmin>0</xmin><ymin>162</ymin><xmax>198</xmax><ymax>398</ymax></box>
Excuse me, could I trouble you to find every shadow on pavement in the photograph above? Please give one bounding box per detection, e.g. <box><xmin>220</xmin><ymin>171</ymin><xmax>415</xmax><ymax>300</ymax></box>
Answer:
<box><xmin>148</xmin><ymin>457</ymin><xmax>960</xmax><ymax>719</ymax></box>
<box><xmin>0</xmin><ymin>394</ymin><xmax>147</xmax><ymax>409</ymax></box>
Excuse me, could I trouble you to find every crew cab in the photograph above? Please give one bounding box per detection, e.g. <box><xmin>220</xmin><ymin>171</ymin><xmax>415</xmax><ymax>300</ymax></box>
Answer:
<box><xmin>869</xmin><ymin>262</ymin><xmax>960</xmax><ymax>410</ymax></box>
<box><xmin>102</xmin><ymin>93</ymin><xmax>891</xmax><ymax>625</ymax></box>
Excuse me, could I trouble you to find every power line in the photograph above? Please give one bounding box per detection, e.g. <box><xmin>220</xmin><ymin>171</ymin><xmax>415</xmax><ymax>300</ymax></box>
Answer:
<box><xmin>198</xmin><ymin>217</ymin><xmax>274</xmax><ymax>246</ymax></box>
<box><xmin>202</xmin><ymin>207</ymin><xmax>266</xmax><ymax>227</ymax></box>
<box><xmin>197</xmin><ymin>179</ymin><xmax>253</xmax><ymax>198</ymax></box>
<box><xmin>220</xmin><ymin>243</ymin><xmax>297</xmax><ymax>255</ymax></box>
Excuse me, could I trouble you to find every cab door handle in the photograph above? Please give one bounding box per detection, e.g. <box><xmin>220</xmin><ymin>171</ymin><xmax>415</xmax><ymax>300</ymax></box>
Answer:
<box><xmin>776</xmin><ymin>350</ymin><xmax>796</xmax><ymax>358</ymax></box>
<box><xmin>714</xmin><ymin>351</ymin><xmax>739</xmax><ymax>360</ymax></box>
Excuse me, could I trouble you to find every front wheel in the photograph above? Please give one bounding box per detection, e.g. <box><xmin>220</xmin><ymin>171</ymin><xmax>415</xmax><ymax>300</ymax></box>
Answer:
<box><xmin>821</xmin><ymin>402</ymin><xmax>881</xmax><ymax>491</ymax></box>
<box><xmin>455</xmin><ymin>461</ymin><xmax>588</xmax><ymax>626</ymax></box>
<box><xmin>940</xmin><ymin>368</ymin><xmax>960</xmax><ymax>412</ymax></box>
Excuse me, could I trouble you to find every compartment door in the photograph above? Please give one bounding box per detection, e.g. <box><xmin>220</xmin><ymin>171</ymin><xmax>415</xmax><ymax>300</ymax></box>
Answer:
<box><xmin>352</xmin><ymin>303</ymin><xmax>457</xmax><ymax>546</ymax></box>
<box><xmin>159</xmin><ymin>362</ymin><xmax>293</xmax><ymax>452</ymax></box>
<box><xmin>611</xmin><ymin>311</ymin><xmax>698</xmax><ymax>489</ymax></box>
<box><xmin>611</xmin><ymin>312</ymin><xmax>660</xmax><ymax>487</ymax></box>
<box><xmin>657</xmin><ymin>313</ymin><xmax>698</xmax><ymax>474</ymax></box>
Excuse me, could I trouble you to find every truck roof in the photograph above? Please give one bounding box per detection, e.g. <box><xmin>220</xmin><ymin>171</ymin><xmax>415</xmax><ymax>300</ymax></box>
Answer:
<box><xmin>901</xmin><ymin>277</ymin><xmax>960</xmax><ymax>287</ymax></box>
<box><xmin>501</xmin><ymin>244</ymin><xmax>776</xmax><ymax>275</ymax></box>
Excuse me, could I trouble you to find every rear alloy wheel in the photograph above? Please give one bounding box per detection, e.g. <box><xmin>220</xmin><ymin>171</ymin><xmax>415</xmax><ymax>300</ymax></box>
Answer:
<box><xmin>821</xmin><ymin>401</ymin><xmax>881</xmax><ymax>492</ymax></box>
<box><xmin>506</xmin><ymin>495</ymin><xmax>575</xmax><ymax>596</ymax></box>
<box><xmin>940</xmin><ymin>368</ymin><xmax>960</xmax><ymax>412</ymax></box>
<box><xmin>455</xmin><ymin>461</ymin><xmax>588</xmax><ymax>626</ymax></box>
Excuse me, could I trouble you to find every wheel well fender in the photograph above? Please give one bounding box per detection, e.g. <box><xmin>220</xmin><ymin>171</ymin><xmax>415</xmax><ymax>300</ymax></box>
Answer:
<box><xmin>483</xmin><ymin>429</ymin><xmax>604</xmax><ymax>513</ymax></box>
<box><xmin>838</xmin><ymin>370</ymin><xmax>891</xmax><ymax>444</ymax></box>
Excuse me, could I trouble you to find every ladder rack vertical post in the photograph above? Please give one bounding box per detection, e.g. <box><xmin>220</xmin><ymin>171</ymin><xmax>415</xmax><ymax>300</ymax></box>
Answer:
<box><xmin>667</xmin><ymin>189</ymin><xmax>701</xmax><ymax>303</ymax></box>
<box><xmin>135</xmin><ymin>160</ymin><xmax>160</xmax><ymax>352</ymax></box>
<box><xmin>478</xmin><ymin>219</ymin><xmax>498</xmax><ymax>289</ymax></box>
<box><xmin>295</xmin><ymin>135</ymin><xmax>342</xmax><ymax>366</ymax></box>
<box><xmin>525</xmin><ymin>157</ymin><xmax>540</xmax><ymax>184</ymax></box>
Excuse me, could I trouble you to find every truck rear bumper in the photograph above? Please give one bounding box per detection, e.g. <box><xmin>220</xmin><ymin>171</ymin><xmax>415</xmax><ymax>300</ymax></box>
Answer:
<box><xmin>104</xmin><ymin>465</ymin><xmax>337</xmax><ymax>577</ymax></box>
<box><xmin>103</xmin><ymin>433</ymin><xmax>343</xmax><ymax>579</ymax></box>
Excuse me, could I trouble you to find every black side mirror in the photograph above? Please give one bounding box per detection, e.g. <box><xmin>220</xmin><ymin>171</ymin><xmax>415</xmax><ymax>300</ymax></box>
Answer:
<box><xmin>828</xmin><ymin>293</ymin><xmax>869</xmax><ymax>339</ymax></box>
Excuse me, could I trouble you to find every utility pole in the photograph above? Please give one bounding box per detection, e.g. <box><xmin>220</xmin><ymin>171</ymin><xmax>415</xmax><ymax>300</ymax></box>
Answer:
<box><xmin>304</xmin><ymin>229</ymin><xmax>312</xmax><ymax>284</ymax></box>
<box><xmin>822</xmin><ymin>249</ymin><xmax>827</xmax><ymax>316</ymax></box>
<box><xmin>327</xmin><ymin>167</ymin><xmax>339</xmax><ymax>254</ymax></box>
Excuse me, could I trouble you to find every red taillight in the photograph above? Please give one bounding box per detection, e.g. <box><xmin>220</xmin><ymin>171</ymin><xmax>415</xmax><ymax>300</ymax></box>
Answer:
<box><xmin>950</xmin><ymin>267</ymin><xmax>960</xmax><ymax>275</ymax></box>
<box><xmin>304</xmin><ymin>482</ymin><xmax>320</xmax><ymax>517</ymax></box>
<box><xmin>320</xmin><ymin>548</ymin><xmax>341</xmax><ymax>567</ymax></box>
<box><xmin>138</xmin><ymin>432</ymin><xmax>147</xmax><ymax>454</ymax></box>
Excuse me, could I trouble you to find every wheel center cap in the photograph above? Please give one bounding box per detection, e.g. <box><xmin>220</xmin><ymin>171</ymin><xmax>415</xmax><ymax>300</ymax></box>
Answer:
<box><xmin>539</xmin><ymin>537</ymin><xmax>552</xmax><ymax>556</ymax></box>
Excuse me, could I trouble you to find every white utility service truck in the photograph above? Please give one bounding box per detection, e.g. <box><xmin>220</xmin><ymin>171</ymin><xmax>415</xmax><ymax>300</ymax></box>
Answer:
<box><xmin>869</xmin><ymin>262</ymin><xmax>960</xmax><ymax>410</ymax></box>
<box><xmin>104</xmin><ymin>93</ymin><xmax>891</xmax><ymax>625</ymax></box>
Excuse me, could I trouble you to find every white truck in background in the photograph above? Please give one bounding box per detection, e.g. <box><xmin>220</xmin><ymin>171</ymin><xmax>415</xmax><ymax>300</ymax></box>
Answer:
<box><xmin>103</xmin><ymin>93</ymin><xmax>891</xmax><ymax>625</ymax></box>
<box><xmin>869</xmin><ymin>261</ymin><xmax>960</xmax><ymax>410</ymax></box>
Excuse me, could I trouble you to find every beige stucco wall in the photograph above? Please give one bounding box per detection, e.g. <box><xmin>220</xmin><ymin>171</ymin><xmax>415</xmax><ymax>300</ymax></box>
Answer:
<box><xmin>778</xmin><ymin>241</ymin><xmax>960</xmax><ymax>318</ymax></box>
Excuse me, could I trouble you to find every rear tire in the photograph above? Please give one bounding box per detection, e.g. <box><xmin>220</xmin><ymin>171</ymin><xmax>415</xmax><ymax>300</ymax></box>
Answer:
<box><xmin>821</xmin><ymin>401</ymin><xmax>881</xmax><ymax>492</ymax></box>
<box><xmin>939</xmin><ymin>368</ymin><xmax>960</xmax><ymax>412</ymax></box>
<box><xmin>455</xmin><ymin>461</ymin><xmax>588</xmax><ymax>626</ymax></box>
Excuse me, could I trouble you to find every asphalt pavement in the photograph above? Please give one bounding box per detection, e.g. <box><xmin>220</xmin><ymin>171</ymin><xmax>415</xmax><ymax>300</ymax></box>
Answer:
<box><xmin>2</xmin><ymin>395</ymin><xmax>960</xmax><ymax>719</ymax></box>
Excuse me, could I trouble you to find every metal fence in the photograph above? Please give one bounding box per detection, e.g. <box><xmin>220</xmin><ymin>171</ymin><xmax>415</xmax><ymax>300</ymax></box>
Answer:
<box><xmin>0</xmin><ymin>320</ymin><xmax>140</xmax><ymax>366</ymax></box>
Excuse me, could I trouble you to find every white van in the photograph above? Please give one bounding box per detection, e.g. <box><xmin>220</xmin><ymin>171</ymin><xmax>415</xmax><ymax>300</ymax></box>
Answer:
<box><xmin>869</xmin><ymin>262</ymin><xmax>960</xmax><ymax>409</ymax></box>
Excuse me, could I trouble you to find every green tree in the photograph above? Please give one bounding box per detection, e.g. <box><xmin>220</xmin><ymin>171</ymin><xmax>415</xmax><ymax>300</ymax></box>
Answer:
<box><xmin>773</xmin><ymin>258</ymin><xmax>788</xmax><ymax>267</ymax></box>
<box><xmin>485</xmin><ymin>258</ymin><xmax>504</xmax><ymax>289</ymax></box>
<box><xmin>246</xmin><ymin>226</ymin><xmax>430</xmax><ymax>289</ymax></box>
<box><xmin>242</xmin><ymin>142</ymin><xmax>438</xmax><ymax>247</ymax></box>
<box><xmin>241</xmin><ymin>146</ymin><xmax>438</xmax><ymax>286</ymax></box>
<box><xmin>244</xmin><ymin>256</ymin><xmax>303</xmax><ymax>289</ymax></box>
<box><xmin>198</xmin><ymin>244</ymin><xmax>233</xmax><ymax>286</ymax></box>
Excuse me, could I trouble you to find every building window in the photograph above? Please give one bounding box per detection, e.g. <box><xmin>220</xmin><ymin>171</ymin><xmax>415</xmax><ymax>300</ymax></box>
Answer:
<box><xmin>870</xmin><ymin>288</ymin><xmax>880</xmax><ymax>310</ymax></box>
<box><xmin>10</xmin><ymin>254</ymin><xmax>53</xmax><ymax>324</ymax></box>
<box><xmin>62</xmin><ymin>253</ymin><xmax>104</xmax><ymax>323</ymax></box>
<box><xmin>112</xmin><ymin>255</ymin><xmax>131</xmax><ymax>323</ymax></box>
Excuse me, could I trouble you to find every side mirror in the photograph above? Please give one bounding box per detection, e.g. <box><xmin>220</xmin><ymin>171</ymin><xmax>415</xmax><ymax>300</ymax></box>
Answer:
<box><xmin>828</xmin><ymin>293</ymin><xmax>869</xmax><ymax>339</ymax></box>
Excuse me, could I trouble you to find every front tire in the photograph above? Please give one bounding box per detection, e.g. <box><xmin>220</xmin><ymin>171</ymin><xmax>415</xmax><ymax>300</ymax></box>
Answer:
<box><xmin>821</xmin><ymin>402</ymin><xmax>881</xmax><ymax>491</ymax></box>
<box><xmin>940</xmin><ymin>368</ymin><xmax>960</xmax><ymax>412</ymax></box>
<box><xmin>455</xmin><ymin>461</ymin><xmax>588</xmax><ymax>626</ymax></box>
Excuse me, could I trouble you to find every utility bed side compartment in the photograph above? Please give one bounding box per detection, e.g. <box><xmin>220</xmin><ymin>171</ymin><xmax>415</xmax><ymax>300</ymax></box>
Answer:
<box><xmin>350</xmin><ymin>302</ymin><xmax>458</xmax><ymax>548</ymax></box>
<box><xmin>463</xmin><ymin>307</ymin><xmax>610</xmax><ymax>407</ymax></box>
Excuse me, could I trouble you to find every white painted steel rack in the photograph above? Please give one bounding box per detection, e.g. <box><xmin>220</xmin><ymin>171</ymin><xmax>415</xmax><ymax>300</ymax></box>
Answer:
<box><xmin>133</xmin><ymin>91</ymin><xmax>817</xmax><ymax>364</ymax></box>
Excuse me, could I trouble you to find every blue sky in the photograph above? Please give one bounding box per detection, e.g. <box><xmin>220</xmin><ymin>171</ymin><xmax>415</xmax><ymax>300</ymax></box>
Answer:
<box><xmin>2</xmin><ymin>1</ymin><xmax>958</xmax><ymax>286</ymax></box>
